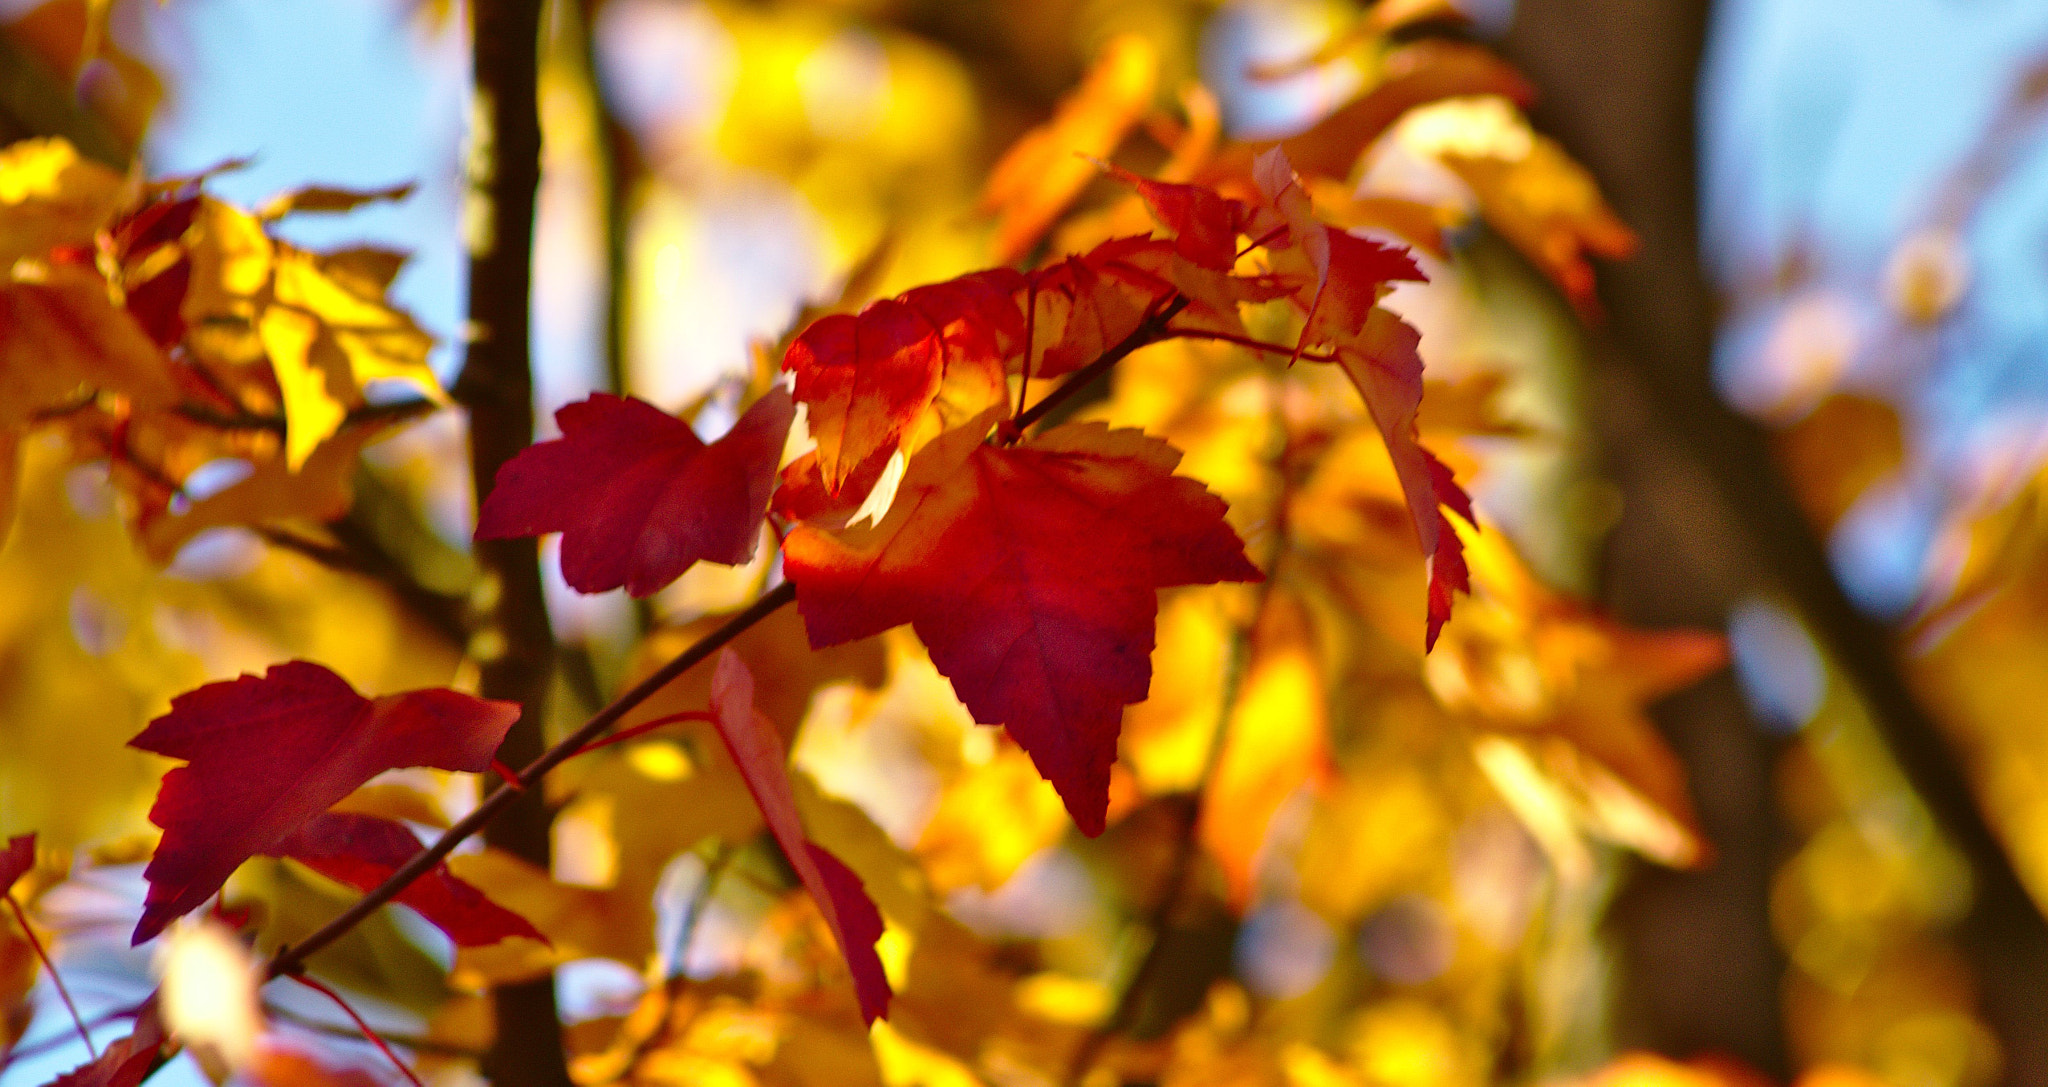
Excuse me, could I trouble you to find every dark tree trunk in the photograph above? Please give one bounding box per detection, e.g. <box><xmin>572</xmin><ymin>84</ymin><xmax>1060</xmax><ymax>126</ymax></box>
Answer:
<box><xmin>1500</xmin><ymin>3</ymin><xmax>2048</xmax><ymax>1083</ymax></box>
<box><xmin>457</xmin><ymin>3</ymin><xmax>572</xmax><ymax>1087</ymax></box>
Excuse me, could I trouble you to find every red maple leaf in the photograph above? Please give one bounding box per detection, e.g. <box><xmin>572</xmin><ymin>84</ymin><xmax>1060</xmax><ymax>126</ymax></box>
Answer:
<box><xmin>782</xmin><ymin>416</ymin><xmax>1261</xmax><ymax>834</ymax></box>
<box><xmin>263</xmin><ymin>811</ymin><xmax>544</xmax><ymax>948</ymax></box>
<box><xmin>48</xmin><ymin>998</ymin><xmax>167</xmax><ymax>1087</ymax></box>
<box><xmin>785</xmin><ymin>269</ymin><xmax>1029</xmax><ymax>492</ymax></box>
<box><xmin>1334</xmin><ymin>309</ymin><xmax>1475</xmax><ymax>648</ymax></box>
<box><xmin>785</xmin><ymin>301</ymin><xmax>945</xmax><ymax>494</ymax></box>
<box><xmin>129</xmin><ymin>661</ymin><xmax>520</xmax><ymax>944</ymax></box>
<box><xmin>475</xmin><ymin>388</ymin><xmax>794</xmax><ymax>596</ymax></box>
<box><xmin>899</xmin><ymin>268</ymin><xmax>1027</xmax><ymax>378</ymax></box>
<box><xmin>707</xmin><ymin>650</ymin><xmax>891</xmax><ymax>1025</ymax></box>
<box><xmin>1251</xmin><ymin>149</ymin><xmax>1425</xmax><ymax>357</ymax></box>
<box><xmin>1110</xmin><ymin>168</ymin><xmax>1259</xmax><ymax>270</ymax></box>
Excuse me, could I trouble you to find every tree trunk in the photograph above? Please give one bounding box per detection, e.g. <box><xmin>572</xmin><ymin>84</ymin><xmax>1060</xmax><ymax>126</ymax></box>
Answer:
<box><xmin>1501</xmin><ymin>3</ymin><xmax>2048</xmax><ymax>1083</ymax></box>
<box><xmin>457</xmin><ymin>3</ymin><xmax>572</xmax><ymax>1086</ymax></box>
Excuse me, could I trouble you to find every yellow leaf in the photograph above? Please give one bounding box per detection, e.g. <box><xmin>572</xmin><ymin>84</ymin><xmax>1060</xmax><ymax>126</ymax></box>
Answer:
<box><xmin>1430</xmin><ymin>528</ymin><xmax>1720</xmax><ymax>869</ymax></box>
<box><xmin>1441</xmin><ymin>133</ymin><xmax>1636</xmax><ymax>318</ymax></box>
<box><xmin>137</xmin><ymin>418</ymin><xmax>394</xmax><ymax>562</ymax></box>
<box><xmin>1204</xmin><ymin>590</ymin><xmax>1328</xmax><ymax>907</ymax></box>
<box><xmin>0</xmin><ymin>137</ymin><xmax>126</xmax><ymax>266</ymax></box>
<box><xmin>258</xmin><ymin>305</ymin><xmax>346</xmax><ymax>470</ymax></box>
<box><xmin>270</xmin><ymin>247</ymin><xmax>439</xmax><ymax>398</ymax></box>
<box><xmin>444</xmin><ymin>849</ymin><xmax>613</xmax><ymax>984</ymax></box>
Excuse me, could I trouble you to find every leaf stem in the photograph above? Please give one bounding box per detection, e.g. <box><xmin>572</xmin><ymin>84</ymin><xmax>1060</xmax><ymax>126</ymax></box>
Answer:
<box><xmin>5</xmin><ymin>892</ymin><xmax>96</xmax><ymax>1058</ymax></box>
<box><xmin>1012</xmin><ymin>293</ymin><xmax>1193</xmax><ymax>435</ymax></box>
<box><xmin>1165</xmin><ymin>326</ymin><xmax>1339</xmax><ymax>363</ymax></box>
<box><xmin>284</xmin><ymin>973</ymin><xmax>425</xmax><ymax>1087</ymax></box>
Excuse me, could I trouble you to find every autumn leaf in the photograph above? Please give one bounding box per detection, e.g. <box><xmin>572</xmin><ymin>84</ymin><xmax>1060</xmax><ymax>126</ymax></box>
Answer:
<box><xmin>982</xmin><ymin>33</ymin><xmax>1158</xmax><ymax>262</ymax></box>
<box><xmin>1251</xmin><ymin>148</ymin><xmax>1426</xmax><ymax>358</ymax></box>
<box><xmin>1278</xmin><ymin>40</ymin><xmax>1537</xmax><ymax>180</ymax></box>
<box><xmin>783</xmin><ymin>415</ymin><xmax>1262</xmax><ymax>834</ymax></box>
<box><xmin>264</xmin><ymin>246</ymin><xmax>439</xmax><ymax>468</ymax></box>
<box><xmin>1435</xmin><ymin>530</ymin><xmax>1722</xmax><ymax>871</ymax></box>
<box><xmin>899</xmin><ymin>268</ymin><xmax>1029</xmax><ymax>377</ymax></box>
<box><xmin>1110</xmin><ymin>168</ymin><xmax>1260</xmax><ymax>270</ymax></box>
<box><xmin>107</xmin><ymin>191</ymin><xmax>202</xmax><ymax>347</ymax></box>
<box><xmin>48</xmin><ymin>998</ymin><xmax>168</xmax><ymax>1087</ymax></box>
<box><xmin>707</xmin><ymin>649</ymin><xmax>892</xmax><ymax>1025</ymax></box>
<box><xmin>256</xmin><ymin>181</ymin><xmax>415</xmax><ymax>221</ymax></box>
<box><xmin>0</xmin><ymin>261</ymin><xmax>181</xmax><ymax>425</ymax></box>
<box><xmin>785</xmin><ymin>267</ymin><xmax>1032</xmax><ymax>491</ymax></box>
<box><xmin>476</xmin><ymin>388</ymin><xmax>794</xmax><ymax>596</ymax></box>
<box><xmin>785</xmin><ymin>301</ymin><xmax>946</xmax><ymax>494</ymax></box>
<box><xmin>1442</xmin><ymin>132</ymin><xmax>1638</xmax><ymax>317</ymax></box>
<box><xmin>1028</xmin><ymin>236</ymin><xmax>1288</xmax><ymax>380</ymax></box>
<box><xmin>129</xmin><ymin>661</ymin><xmax>520</xmax><ymax>944</ymax></box>
<box><xmin>0</xmin><ymin>137</ymin><xmax>126</xmax><ymax>266</ymax></box>
<box><xmin>134</xmin><ymin>415</ymin><xmax>404</xmax><ymax>563</ymax></box>
<box><xmin>263</xmin><ymin>811</ymin><xmax>545</xmax><ymax>948</ymax></box>
<box><xmin>1332</xmin><ymin>308</ymin><xmax>1475</xmax><ymax>648</ymax></box>
<box><xmin>1026</xmin><ymin>239</ymin><xmax>1163</xmax><ymax>379</ymax></box>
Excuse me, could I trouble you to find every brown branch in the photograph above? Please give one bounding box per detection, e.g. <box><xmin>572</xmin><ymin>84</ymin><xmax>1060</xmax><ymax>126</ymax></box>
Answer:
<box><xmin>1012</xmin><ymin>294</ymin><xmax>1193</xmax><ymax>435</ymax></box>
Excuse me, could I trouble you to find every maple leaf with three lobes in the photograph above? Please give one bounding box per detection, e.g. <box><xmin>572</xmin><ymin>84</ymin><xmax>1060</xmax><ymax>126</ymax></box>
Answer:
<box><xmin>783</xmin><ymin>414</ymin><xmax>1262</xmax><ymax>834</ymax></box>
<box><xmin>129</xmin><ymin>661</ymin><xmax>520</xmax><ymax>944</ymax></box>
<box><xmin>475</xmin><ymin>388</ymin><xmax>794</xmax><ymax>595</ymax></box>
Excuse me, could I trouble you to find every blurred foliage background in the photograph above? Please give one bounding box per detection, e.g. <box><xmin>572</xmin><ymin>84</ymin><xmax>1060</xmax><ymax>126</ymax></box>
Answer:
<box><xmin>4</xmin><ymin>2</ymin><xmax>2048</xmax><ymax>1087</ymax></box>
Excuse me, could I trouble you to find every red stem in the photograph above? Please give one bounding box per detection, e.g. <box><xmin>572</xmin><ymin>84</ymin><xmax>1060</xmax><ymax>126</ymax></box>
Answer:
<box><xmin>567</xmin><ymin>710</ymin><xmax>717</xmax><ymax>756</ymax></box>
<box><xmin>5</xmin><ymin>892</ymin><xmax>96</xmax><ymax>1058</ymax></box>
<box><xmin>284</xmin><ymin>973</ymin><xmax>424</xmax><ymax>1087</ymax></box>
<box><xmin>1165</xmin><ymin>326</ymin><xmax>1338</xmax><ymax>362</ymax></box>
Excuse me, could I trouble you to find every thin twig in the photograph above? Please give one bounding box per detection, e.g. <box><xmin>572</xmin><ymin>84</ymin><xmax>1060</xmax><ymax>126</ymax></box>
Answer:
<box><xmin>283</xmin><ymin>973</ymin><xmax>425</xmax><ymax>1087</ymax></box>
<box><xmin>0</xmin><ymin>1005</ymin><xmax>139</xmax><ymax>1068</ymax></box>
<box><xmin>265</xmin><ymin>1003</ymin><xmax>481</xmax><ymax>1060</ymax></box>
<box><xmin>1166</xmin><ymin>326</ymin><xmax>1338</xmax><ymax>362</ymax></box>
<box><xmin>6</xmin><ymin>893</ymin><xmax>96</xmax><ymax>1058</ymax></box>
<box><xmin>568</xmin><ymin>710</ymin><xmax>718</xmax><ymax>757</ymax></box>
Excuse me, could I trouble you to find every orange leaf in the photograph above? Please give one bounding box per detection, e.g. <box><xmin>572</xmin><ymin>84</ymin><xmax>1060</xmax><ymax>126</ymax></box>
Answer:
<box><xmin>1279</xmin><ymin>40</ymin><xmax>1536</xmax><ymax>180</ymax></box>
<box><xmin>1331</xmin><ymin>309</ymin><xmax>1474</xmax><ymax>648</ymax></box>
<box><xmin>982</xmin><ymin>34</ymin><xmax>1158</xmax><ymax>262</ymax></box>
